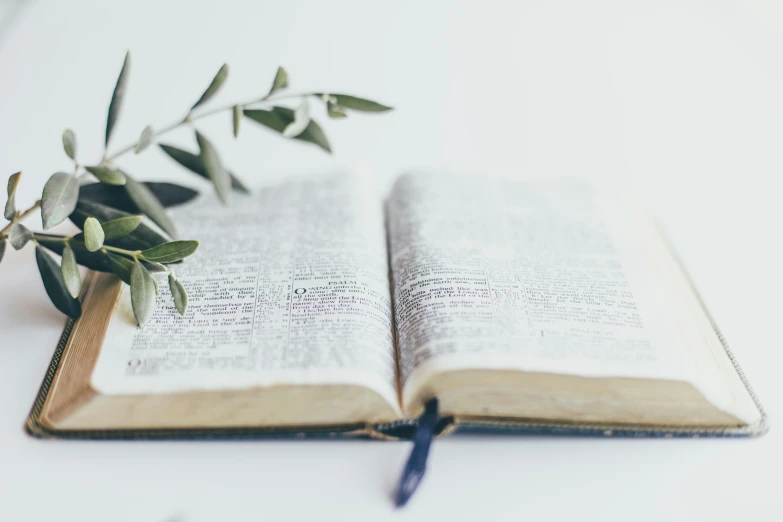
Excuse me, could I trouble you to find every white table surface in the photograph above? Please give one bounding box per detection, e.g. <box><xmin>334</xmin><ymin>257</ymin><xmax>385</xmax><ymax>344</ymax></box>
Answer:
<box><xmin>1</xmin><ymin>1</ymin><xmax>781</xmax><ymax>520</ymax></box>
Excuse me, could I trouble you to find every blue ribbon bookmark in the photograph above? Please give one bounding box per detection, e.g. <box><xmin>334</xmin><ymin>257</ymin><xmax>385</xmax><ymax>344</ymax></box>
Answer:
<box><xmin>394</xmin><ymin>398</ymin><xmax>439</xmax><ymax>508</ymax></box>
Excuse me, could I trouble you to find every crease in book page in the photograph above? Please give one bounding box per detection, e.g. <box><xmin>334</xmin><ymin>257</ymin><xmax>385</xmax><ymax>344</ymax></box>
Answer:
<box><xmin>91</xmin><ymin>173</ymin><xmax>401</xmax><ymax>415</ymax></box>
<box><xmin>387</xmin><ymin>173</ymin><xmax>750</xmax><ymax>421</ymax></box>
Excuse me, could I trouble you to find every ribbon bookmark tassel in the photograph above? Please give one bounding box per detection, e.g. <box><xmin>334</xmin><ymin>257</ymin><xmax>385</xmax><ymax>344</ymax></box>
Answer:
<box><xmin>394</xmin><ymin>398</ymin><xmax>439</xmax><ymax>508</ymax></box>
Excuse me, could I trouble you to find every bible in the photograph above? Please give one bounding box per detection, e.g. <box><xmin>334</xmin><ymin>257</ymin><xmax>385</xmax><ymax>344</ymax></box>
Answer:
<box><xmin>28</xmin><ymin>171</ymin><xmax>766</xmax><ymax>439</ymax></box>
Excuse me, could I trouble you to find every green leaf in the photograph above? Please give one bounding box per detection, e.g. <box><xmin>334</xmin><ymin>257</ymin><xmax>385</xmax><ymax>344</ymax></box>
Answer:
<box><xmin>327</xmin><ymin>100</ymin><xmax>348</xmax><ymax>118</ymax></box>
<box><xmin>191</xmin><ymin>63</ymin><xmax>228</xmax><ymax>110</ymax></box>
<box><xmin>169</xmin><ymin>273</ymin><xmax>188</xmax><ymax>316</ymax></box>
<box><xmin>79</xmin><ymin>181</ymin><xmax>199</xmax><ymax>211</ymax></box>
<box><xmin>268</xmin><ymin>66</ymin><xmax>288</xmax><ymax>95</ymax></box>
<box><xmin>158</xmin><ymin>144</ymin><xmax>249</xmax><ymax>193</ymax></box>
<box><xmin>84</xmin><ymin>217</ymin><xmax>105</xmax><ymax>252</ymax></box>
<box><xmin>232</xmin><ymin>104</ymin><xmax>242</xmax><ymax>138</ymax></box>
<box><xmin>282</xmin><ymin>98</ymin><xmax>310</xmax><ymax>138</ymax></box>
<box><xmin>243</xmin><ymin>107</ymin><xmax>331</xmax><ymax>153</ymax></box>
<box><xmin>9</xmin><ymin>223</ymin><xmax>33</xmax><ymax>250</ymax></box>
<box><xmin>105</xmin><ymin>51</ymin><xmax>131</xmax><ymax>147</ymax></box>
<box><xmin>101</xmin><ymin>215</ymin><xmax>144</xmax><ymax>240</ymax></box>
<box><xmin>61</xmin><ymin>243</ymin><xmax>82</xmax><ymax>298</ymax></box>
<box><xmin>41</xmin><ymin>172</ymin><xmax>80</xmax><ymax>230</ymax></box>
<box><xmin>318</xmin><ymin>94</ymin><xmax>392</xmax><ymax>112</ymax></box>
<box><xmin>195</xmin><ymin>131</ymin><xmax>231</xmax><ymax>205</ymax></box>
<box><xmin>130</xmin><ymin>259</ymin><xmax>156</xmax><ymax>325</ymax></box>
<box><xmin>84</xmin><ymin>165</ymin><xmax>127</xmax><ymax>186</ymax></box>
<box><xmin>106</xmin><ymin>252</ymin><xmax>133</xmax><ymax>284</ymax></box>
<box><xmin>243</xmin><ymin>109</ymin><xmax>286</xmax><ymax>133</ymax></box>
<box><xmin>134</xmin><ymin>125</ymin><xmax>154</xmax><ymax>154</ymax></box>
<box><xmin>35</xmin><ymin>245</ymin><xmax>82</xmax><ymax>319</ymax></box>
<box><xmin>124</xmin><ymin>174</ymin><xmax>178</xmax><ymax>238</ymax></box>
<box><xmin>70</xmin><ymin>200</ymin><xmax>168</xmax><ymax>251</ymax></box>
<box><xmin>62</xmin><ymin>129</ymin><xmax>77</xmax><ymax>161</ymax></box>
<box><xmin>0</xmin><ymin>239</ymin><xmax>5</xmax><ymax>264</ymax></box>
<box><xmin>140</xmin><ymin>240</ymin><xmax>199</xmax><ymax>263</ymax></box>
<box><xmin>5</xmin><ymin>171</ymin><xmax>21</xmax><ymax>220</ymax></box>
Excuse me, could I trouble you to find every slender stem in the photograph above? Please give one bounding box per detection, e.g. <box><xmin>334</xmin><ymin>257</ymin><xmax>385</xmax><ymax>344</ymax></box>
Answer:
<box><xmin>32</xmin><ymin>233</ymin><xmax>141</xmax><ymax>259</ymax></box>
<box><xmin>32</xmin><ymin>234</ymin><xmax>68</xmax><ymax>242</ymax></box>
<box><xmin>189</xmin><ymin>92</ymin><xmax>308</xmax><ymax>121</ymax></box>
<box><xmin>104</xmin><ymin>91</ymin><xmax>314</xmax><ymax>162</ymax></box>
<box><xmin>102</xmin><ymin>244</ymin><xmax>141</xmax><ymax>258</ymax></box>
<box><xmin>0</xmin><ymin>200</ymin><xmax>41</xmax><ymax>237</ymax></box>
<box><xmin>105</xmin><ymin>118</ymin><xmax>186</xmax><ymax>161</ymax></box>
<box><xmin>33</xmin><ymin>233</ymin><xmax>174</xmax><ymax>275</ymax></box>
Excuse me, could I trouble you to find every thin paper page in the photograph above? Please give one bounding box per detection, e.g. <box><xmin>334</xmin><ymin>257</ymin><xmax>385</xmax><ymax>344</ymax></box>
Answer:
<box><xmin>387</xmin><ymin>173</ymin><xmax>718</xmax><ymax>412</ymax></box>
<box><xmin>91</xmin><ymin>173</ymin><xmax>399</xmax><ymax>412</ymax></box>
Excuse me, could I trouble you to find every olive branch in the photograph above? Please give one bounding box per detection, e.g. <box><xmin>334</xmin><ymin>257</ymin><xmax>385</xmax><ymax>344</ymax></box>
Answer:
<box><xmin>0</xmin><ymin>51</ymin><xmax>392</xmax><ymax>326</ymax></box>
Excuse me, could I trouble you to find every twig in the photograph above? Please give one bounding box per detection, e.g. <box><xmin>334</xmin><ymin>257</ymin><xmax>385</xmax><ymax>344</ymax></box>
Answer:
<box><xmin>104</xmin><ymin>91</ymin><xmax>311</xmax><ymax>162</ymax></box>
<box><xmin>0</xmin><ymin>200</ymin><xmax>41</xmax><ymax>237</ymax></box>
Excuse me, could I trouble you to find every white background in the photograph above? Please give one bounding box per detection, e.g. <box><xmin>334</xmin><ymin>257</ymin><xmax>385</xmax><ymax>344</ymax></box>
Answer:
<box><xmin>1</xmin><ymin>1</ymin><xmax>782</xmax><ymax>520</ymax></box>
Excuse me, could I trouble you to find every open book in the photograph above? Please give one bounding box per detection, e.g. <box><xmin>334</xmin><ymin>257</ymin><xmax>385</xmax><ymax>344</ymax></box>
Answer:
<box><xmin>29</xmin><ymin>172</ymin><xmax>765</xmax><ymax>437</ymax></box>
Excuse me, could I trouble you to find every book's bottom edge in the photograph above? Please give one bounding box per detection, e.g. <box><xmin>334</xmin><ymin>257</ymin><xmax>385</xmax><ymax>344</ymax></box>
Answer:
<box><xmin>25</xmin><ymin>412</ymin><xmax>767</xmax><ymax>441</ymax></box>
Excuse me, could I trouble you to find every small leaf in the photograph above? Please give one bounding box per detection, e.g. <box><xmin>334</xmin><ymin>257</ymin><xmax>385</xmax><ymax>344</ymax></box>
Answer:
<box><xmin>61</xmin><ymin>243</ymin><xmax>82</xmax><ymax>298</ymax></box>
<box><xmin>35</xmin><ymin>245</ymin><xmax>82</xmax><ymax>319</ymax></box>
<box><xmin>169</xmin><ymin>273</ymin><xmax>188</xmax><ymax>316</ymax></box>
<box><xmin>140</xmin><ymin>240</ymin><xmax>199</xmax><ymax>263</ymax></box>
<box><xmin>232</xmin><ymin>104</ymin><xmax>242</xmax><ymax>138</ymax></box>
<box><xmin>191</xmin><ymin>63</ymin><xmax>228</xmax><ymax>110</ymax></box>
<box><xmin>106</xmin><ymin>252</ymin><xmax>133</xmax><ymax>284</ymax></box>
<box><xmin>282</xmin><ymin>98</ymin><xmax>311</xmax><ymax>138</ymax></box>
<box><xmin>79</xmin><ymin>181</ymin><xmax>200</xmax><ymax>211</ymax></box>
<box><xmin>158</xmin><ymin>144</ymin><xmax>249</xmax><ymax>193</ymax></box>
<box><xmin>134</xmin><ymin>125</ymin><xmax>154</xmax><ymax>154</ymax></box>
<box><xmin>105</xmin><ymin>51</ymin><xmax>131</xmax><ymax>147</ymax></box>
<box><xmin>4</xmin><ymin>171</ymin><xmax>21</xmax><ymax>220</ymax></box>
<box><xmin>317</xmin><ymin>94</ymin><xmax>392</xmax><ymax>112</ymax></box>
<box><xmin>243</xmin><ymin>107</ymin><xmax>331</xmax><ymax>153</ymax></box>
<box><xmin>124</xmin><ymin>174</ymin><xmax>178</xmax><ymax>238</ymax></box>
<box><xmin>9</xmin><ymin>223</ymin><xmax>33</xmax><ymax>250</ymax></box>
<box><xmin>62</xmin><ymin>129</ymin><xmax>77</xmax><ymax>160</ymax></box>
<box><xmin>242</xmin><ymin>109</ymin><xmax>287</xmax><ymax>133</ymax></box>
<box><xmin>101</xmin><ymin>215</ymin><xmax>144</xmax><ymax>240</ymax></box>
<box><xmin>195</xmin><ymin>131</ymin><xmax>231</xmax><ymax>205</ymax></box>
<box><xmin>268</xmin><ymin>66</ymin><xmax>288</xmax><ymax>95</ymax></box>
<box><xmin>41</xmin><ymin>172</ymin><xmax>80</xmax><ymax>230</ymax></box>
<box><xmin>84</xmin><ymin>217</ymin><xmax>105</xmax><ymax>252</ymax></box>
<box><xmin>0</xmin><ymin>239</ymin><xmax>5</xmax><ymax>264</ymax></box>
<box><xmin>130</xmin><ymin>259</ymin><xmax>156</xmax><ymax>326</ymax></box>
<box><xmin>158</xmin><ymin>144</ymin><xmax>204</xmax><ymax>175</ymax></box>
<box><xmin>327</xmin><ymin>100</ymin><xmax>348</xmax><ymax>118</ymax></box>
<box><xmin>84</xmin><ymin>165</ymin><xmax>126</xmax><ymax>186</ymax></box>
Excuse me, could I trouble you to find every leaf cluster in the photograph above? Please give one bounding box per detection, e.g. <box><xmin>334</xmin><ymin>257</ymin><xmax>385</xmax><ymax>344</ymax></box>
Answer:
<box><xmin>0</xmin><ymin>52</ymin><xmax>392</xmax><ymax>328</ymax></box>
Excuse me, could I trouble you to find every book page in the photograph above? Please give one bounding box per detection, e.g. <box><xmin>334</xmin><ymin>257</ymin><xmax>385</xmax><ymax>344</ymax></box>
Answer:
<box><xmin>387</xmin><ymin>173</ymin><xmax>754</xmax><ymax>420</ymax></box>
<box><xmin>91</xmin><ymin>173</ymin><xmax>400</xmax><ymax>413</ymax></box>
